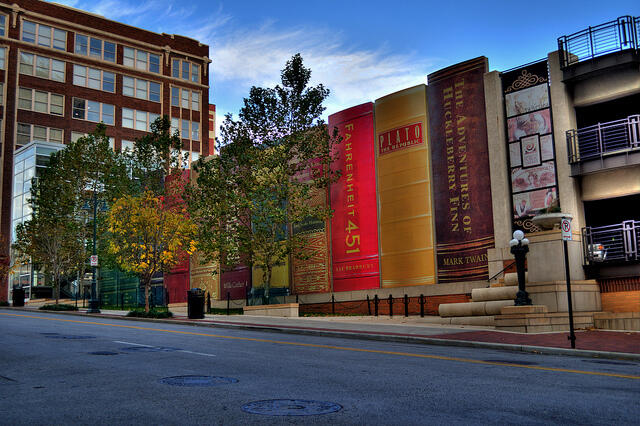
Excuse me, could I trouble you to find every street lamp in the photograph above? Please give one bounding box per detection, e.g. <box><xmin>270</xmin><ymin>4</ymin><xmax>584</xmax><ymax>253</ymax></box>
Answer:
<box><xmin>510</xmin><ymin>230</ymin><xmax>531</xmax><ymax>306</ymax></box>
<box><xmin>82</xmin><ymin>192</ymin><xmax>106</xmax><ymax>314</ymax></box>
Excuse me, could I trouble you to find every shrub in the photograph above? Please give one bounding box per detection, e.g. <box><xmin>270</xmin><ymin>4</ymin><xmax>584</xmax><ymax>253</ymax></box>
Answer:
<box><xmin>127</xmin><ymin>308</ymin><xmax>173</xmax><ymax>318</ymax></box>
<box><xmin>0</xmin><ymin>301</ymin><xmax>9</xmax><ymax>307</ymax></box>
<box><xmin>39</xmin><ymin>304</ymin><xmax>78</xmax><ymax>311</ymax></box>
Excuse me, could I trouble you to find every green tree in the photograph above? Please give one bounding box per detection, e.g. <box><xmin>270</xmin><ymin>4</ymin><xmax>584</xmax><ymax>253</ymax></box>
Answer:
<box><xmin>107</xmin><ymin>191</ymin><xmax>196</xmax><ymax>312</ymax></box>
<box><xmin>188</xmin><ymin>54</ymin><xmax>340</xmax><ymax>301</ymax></box>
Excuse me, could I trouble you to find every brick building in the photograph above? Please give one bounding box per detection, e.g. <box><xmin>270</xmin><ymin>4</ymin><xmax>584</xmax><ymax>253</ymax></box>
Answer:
<box><xmin>0</xmin><ymin>0</ymin><xmax>210</xmax><ymax>302</ymax></box>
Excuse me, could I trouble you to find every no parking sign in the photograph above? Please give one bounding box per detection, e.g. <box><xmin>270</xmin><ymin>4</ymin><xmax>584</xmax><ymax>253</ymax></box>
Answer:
<box><xmin>561</xmin><ymin>218</ymin><xmax>572</xmax><ymax>241</ymax></box>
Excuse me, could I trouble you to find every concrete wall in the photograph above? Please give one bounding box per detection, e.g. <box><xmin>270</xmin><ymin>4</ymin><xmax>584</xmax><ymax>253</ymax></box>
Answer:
<box><xmin>547</xmin><ymin>51</ymin><xmax>585</xmax><ymax>231</ymax></box>
<box><xmin>581</xmin><ymin>168</ymin><xmax>640</xmax><ymax>201</ymax></box>
<box><xmin>527</xmin><ymin>229</ymin><xmax>585</xmax><ymax>282</ymax></box>
<box><xmin>571</xmin><ymin>67</ymin><xmax>640</xmax><ymax>107</ymax></box>
<box><xmin>484</xmin><ymin>71</ymin><xmax>513</xmax><ymax>280</ymax></box>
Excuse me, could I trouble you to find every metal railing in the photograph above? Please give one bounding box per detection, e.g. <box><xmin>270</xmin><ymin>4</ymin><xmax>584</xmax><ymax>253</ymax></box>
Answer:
<box><xmin>583</xmin><ymin>220</ymin><xmax>639</xmax><ymax>265</ymax></box>
<box><xmin>558</xmin><ymin>16</ymin><xmax>639</xmax><ymax>68</ymax></box>
<box><xmin>566</xmin><ymin>115</ymin><xmax>640</xmax><ymax>163</ymax></box>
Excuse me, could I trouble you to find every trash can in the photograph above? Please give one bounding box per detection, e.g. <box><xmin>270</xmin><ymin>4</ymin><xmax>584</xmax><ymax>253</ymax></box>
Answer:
<box><xmin>187</xmin><ymin>288</ymin><xmax>205</xmax><ymax>319</ymax></box>
<box><xmin>12</xmin><ymin>287</ymin><xmax>25</xmax><ymax>307</ymax></box>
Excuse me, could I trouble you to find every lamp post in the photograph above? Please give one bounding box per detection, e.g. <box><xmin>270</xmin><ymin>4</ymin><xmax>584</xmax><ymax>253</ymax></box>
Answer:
<box><xmin>510</xmin><ymin>230</ymin><xmax>531</xmax><ymax>306</ymax></box>
<box><xmin>87</xmin><ymin>190</ymin><xmax>101</xmax><ymax>314</ymax></box>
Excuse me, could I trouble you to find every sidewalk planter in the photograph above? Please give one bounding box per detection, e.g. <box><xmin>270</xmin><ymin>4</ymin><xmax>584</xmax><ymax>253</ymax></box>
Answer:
<box><xmin>243</xmin><ymin>303</ymin><xmax>299</xmax><ymax>317</ymax></box>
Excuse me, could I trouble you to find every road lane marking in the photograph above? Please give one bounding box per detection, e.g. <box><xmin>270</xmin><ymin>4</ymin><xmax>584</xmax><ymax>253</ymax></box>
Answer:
<box><xmin>114</xmin><ymin>340</ymin><xmax>153</xmax><ymax>347</ymax></box>
<box><xmin>3</xmin><ymin>312</ymin><xmax>638</xmax><ymax>380</ymax></box>
<box><xmin>179</xmin><ymin>350</ymin><xmax>216</xmax><ymax>357</ymax></box>
<box><xmin>114</xmin><ymin>340</ymin><xmax>217</xmax><ymax>357</ymax></box>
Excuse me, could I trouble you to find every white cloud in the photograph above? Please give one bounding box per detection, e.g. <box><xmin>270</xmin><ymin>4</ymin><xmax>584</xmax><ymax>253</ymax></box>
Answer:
<box><xmin>208</xmin><ymin>23</ymin><xmax>437</xmax><ymax>119</ymax></box>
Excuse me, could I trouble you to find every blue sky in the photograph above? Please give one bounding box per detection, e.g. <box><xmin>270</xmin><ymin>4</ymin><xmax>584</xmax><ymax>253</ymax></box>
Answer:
<box><xmin>54</xmin><ymin>0</ymin><xmax>639</xmax><ymax>128</ymax></box>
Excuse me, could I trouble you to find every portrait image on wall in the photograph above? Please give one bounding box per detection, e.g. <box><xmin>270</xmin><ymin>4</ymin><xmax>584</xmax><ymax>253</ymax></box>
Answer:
<box><xmin>505</xmin><ymin>83</ymin><xmax>549</xmax><ymax>118</ymax></box>
<box><xmin>508</xmin><ymin>109</ymin><xmax>551</xmax><ymax>142</ymax></box>
<box><xmin>511</xmin><ymin>161</ymin><xmax>556</xmax><ymax>193</ymax></box>
<box><xmin>513</xmin><ymin>187</ymin><xmax>558</xmax><ymax>219</ymax></box>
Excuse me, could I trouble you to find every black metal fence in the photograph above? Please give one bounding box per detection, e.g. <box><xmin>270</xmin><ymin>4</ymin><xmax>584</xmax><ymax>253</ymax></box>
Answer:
<box><xmin>566</xmin><ymin>115</ymin><xmax>640</xmax><ymax>163</ymax></box>
<box><xmin>558</xmin><ymin>16</ymin><xmax>640</xmax><ymax>68</ymax></box>
<box><xmin>582</xmin><ymin>220</ymin><xmax>639</xmax><ymax>265</ymax></box>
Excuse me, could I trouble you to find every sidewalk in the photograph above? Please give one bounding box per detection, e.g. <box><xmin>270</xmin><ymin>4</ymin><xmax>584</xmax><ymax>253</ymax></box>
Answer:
<box><xmin>5</xmin><ymin>303</ymin><xmax>640</xmax><ymax>360</ymax></box>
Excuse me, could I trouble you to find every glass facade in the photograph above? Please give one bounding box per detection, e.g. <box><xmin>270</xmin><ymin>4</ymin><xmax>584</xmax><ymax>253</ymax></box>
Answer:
<box><xmin>10</xmin><ymin>141</ymin><xmax>64</xmax><ymax>300</ymax></box>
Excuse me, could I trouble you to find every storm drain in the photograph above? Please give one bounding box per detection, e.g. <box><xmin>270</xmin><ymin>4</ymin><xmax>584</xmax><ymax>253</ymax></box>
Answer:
<box><xmin>241</xmin><ymin>399</ymin><xmax>342</xmax><ymax>416</ymax></box>
<box><xmin>483</xmin><ymin>359</ymin><xmax>538</xmax><ymax>366</ymax></box>
<box><xmin>45</xmin><ymin>335</ymin><xmax>96</xmax><ymax>340</ymax></box>
<box><xmin>89</xmin><ymin>351</ymin><xmax>119</xmax><ymax>356</ymax></box>
<box><xmin>120</xmin><ymin>346</ymin><xmax>179</xmax><ymax>353</ymax></box>
<box><xmin>582</xmin><ymin>360</ymin><xmax>637</xmax><ymax>366</ymax></box>
<box><xmin>159</xmin><ymin>375</ymin><xmax>238</xmax><ymax>387</ymax></box>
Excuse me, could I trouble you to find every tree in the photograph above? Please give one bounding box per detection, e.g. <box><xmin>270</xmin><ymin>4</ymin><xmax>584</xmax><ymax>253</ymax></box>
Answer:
<box><xmin>187</xmin><ymin>54</ymin><xmax>340</xmax><ymax>301</ymax></box>
<box><xmin>128</xmin><ymin>116</ymin><xmax>187</xmax><ymax>198</ymax></box>
<box><xmin>107</xmin><ymin>191</ymin><xmax>196</xmax><ymax>312</ymax></box>
<box><xmin>12</xmin><ymin>124</ymin><xmax>130</xmax><ymax>304</ymax></box>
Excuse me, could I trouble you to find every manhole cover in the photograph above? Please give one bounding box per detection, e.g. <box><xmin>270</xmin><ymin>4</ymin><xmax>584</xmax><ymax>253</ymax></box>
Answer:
<box><xmin>583</xmin><ymin>360</ymin><xmax>637</xmax><ymax>366</ymax></box>
<box><xmin>45</xmin><ymin>335</ymin><xmax>96</xmax><ymax>340</ymax></box>
<box><xmin>159</xmin><ymin>375</ymin><xmax>238</xmax><ymax>387</ymax></box>
<box><xmin>241</xmin><ymin>399</ymin><xmax>342</xmax><ymax>416</ymax></box>
<box><xmin>484</xmin><ymin>359</ymin><xmax>538</xmax><ymax>366</ymax></box>
<box><xmin>89</xmin><ymin>351</ymin><xmax>119</xmax><ymax>356</ymax></box>
<box><xmin>121</xmin><ymin>346</ymin><xmax>179</xmax><ymax>353</ymax></box>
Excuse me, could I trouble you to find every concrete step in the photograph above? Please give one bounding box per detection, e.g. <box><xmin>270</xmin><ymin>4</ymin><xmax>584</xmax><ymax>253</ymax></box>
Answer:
<box><xmin>593</xmin><ymin>312</ymin><xmax>640</xmax><ymax>331</ymax></box>
<box><xmin>439</xmin><ymin>300</ymin><xmax>514</xmax><ymax>317</ymax></box>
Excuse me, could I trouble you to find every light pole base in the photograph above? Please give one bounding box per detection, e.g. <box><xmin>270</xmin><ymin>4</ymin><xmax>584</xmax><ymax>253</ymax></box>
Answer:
<box><xmin>87</xmin><ymin>300</ymin><xmax>101</xmax><ymax>313</ymax></box>
<box><xmin>514</xmin><ymin>290</ymin><xmax>532</xmax><ymax>306</ymax></box>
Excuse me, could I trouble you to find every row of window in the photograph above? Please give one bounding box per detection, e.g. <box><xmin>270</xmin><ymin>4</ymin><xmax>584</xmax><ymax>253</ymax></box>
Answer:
<box><xmin>15</xmin><ymin>88</ymin><xmax>200</xmax><ymax>137</ymax></box>
<box><xmin>16</xmin><ymin>19</ymin><xmax>201</xmax><ymax>82</ymax></box>
<box><xmin>18</xmin><ymin>124</ymin><xmax>203</xmax><ymax>155</ymax></box>
<box><xmin>11</xmin><ymin>52</ymin><xmax>200</xmax><ymax>109</ymax></box>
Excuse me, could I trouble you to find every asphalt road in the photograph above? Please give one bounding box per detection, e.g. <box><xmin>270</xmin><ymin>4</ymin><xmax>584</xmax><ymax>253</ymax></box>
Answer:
<box><xmin>1</xmin><ymin>310</ymin><xmax>639</xmax><ymax>425</ymax></box>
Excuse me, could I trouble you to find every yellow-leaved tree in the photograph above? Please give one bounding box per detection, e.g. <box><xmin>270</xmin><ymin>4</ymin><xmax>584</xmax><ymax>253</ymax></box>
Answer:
<box><xmin>107</xmin><ymin>191</ymin><xmax>196</xmax><ymax>312</ymax></box>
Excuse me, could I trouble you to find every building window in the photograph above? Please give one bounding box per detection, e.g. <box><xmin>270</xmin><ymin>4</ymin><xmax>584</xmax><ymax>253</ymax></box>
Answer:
<box><xmin>0</xmin><ymin>47</ymin><xmax>5</xmax><ymax>69</ymax></box>
<box><xmin>0</xmin><ymin>15</ymin><xmax>6</xmax><ymax>37</ymax></box>
<box><xmin>73</xmin><ymin>65</ymin><xmax>115</xmax><ymax>92</ymax></box>
<box><xmin>123</xmin><ymin>47</ymin><xmax>160</xmax><ymax>74</ymax></box>
<box><xmin>72</xmin><ymin>98</ymin><xmax>115</xmax><ymax>125</ymax></box>
<box><xmin>172</xmin><ymin>59</ymin><xmax>200</xmax><ymax>83</ymax></box>
<box><xmin>19</xmin><ymin>53</ymin><xmax>65</xmax><ymax>82</ymax></box>
<box><xmin>22</xmin><ymin>20</ymin><xmax>66</xmax><ymax>50</ymax></box>
<box><xmin>122</xmin><ymin>76</ymin><xmax>160</xmax><ymax>102</ymax></box>
<box><xmin>0</xmin><ymin>83</ymin><xmax>3</xmax><ymax>105</ymax></box>
<box><xmin>122</xmin><ymin>108</ymin><xmax>160</xmax><ymax>132</ymax></box>
<box><xmin>171</xmin><ymin>87</ymin><xmax>200</xmax><ymax>110</ymax></box>
<box><xmin>72</xmin><ymin>132</ymin><xmax>115</xmax><ymax>149</ymax></box>
<box><xmin>18</xmin><ymin>87</ymin><xmax>64</xmax><ymax>116</ymax></box>
<box><xmin>16</xmin><ymin>123</ymin><xmax>63</xmax><ymax>146</ymax></box>
<box><xmin>173</xmin><ymin>117</ymin><xmax>200</xmax><ymax>141</ymax></box>
<box><xmin>121</xmin><ymin>140</ymin><xmax>134</xmax><ymax>151</ymax></box>
<box><xmin>75</xmin><ymin>34</ymin><xmax>116</xmax><ymax>62</ymax></box>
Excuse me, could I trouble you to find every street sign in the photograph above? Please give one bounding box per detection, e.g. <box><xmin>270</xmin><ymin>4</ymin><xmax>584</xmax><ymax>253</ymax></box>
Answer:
<box><xmin>561</xmin><ymin>218</ymin><xmax>572</xmax><ymax>241</ymax></box>
<box><xmin>90</xmin><ymin>255</ymin><xmax>98</xmax><ymax>266</ymax></box>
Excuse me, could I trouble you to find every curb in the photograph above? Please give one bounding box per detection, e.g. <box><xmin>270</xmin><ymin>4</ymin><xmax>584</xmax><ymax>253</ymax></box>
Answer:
<box><xmin>3</xmin><ymin>307</ymin><xmax>640</xmax><ymax>361</ymax></box>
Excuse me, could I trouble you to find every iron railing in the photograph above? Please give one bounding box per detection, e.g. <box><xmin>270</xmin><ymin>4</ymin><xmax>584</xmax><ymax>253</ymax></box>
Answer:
<box><xmin>566</xmin><ymin>115</ymin><xmax>640</xmax><ymax>163</ymax></box>
<box><xmin>583</xmin><ymin>220</ymin><xmax>639</xmax><ymax>265</ymax></box>
<box><xmin>558</xmin><ymin>16</ymin><xmax>639</xmax><ymax>68</ymax></box>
